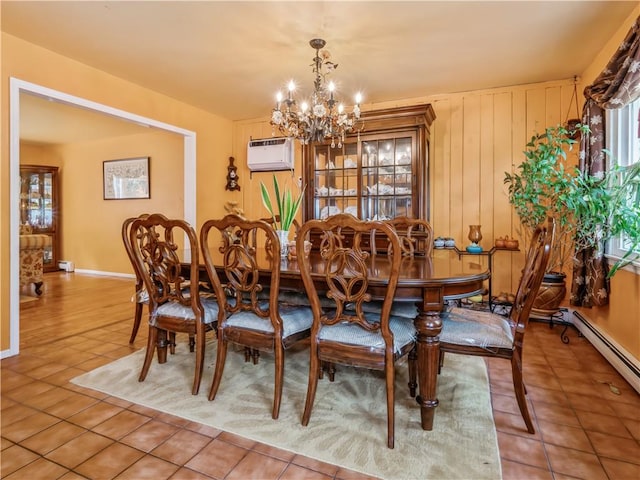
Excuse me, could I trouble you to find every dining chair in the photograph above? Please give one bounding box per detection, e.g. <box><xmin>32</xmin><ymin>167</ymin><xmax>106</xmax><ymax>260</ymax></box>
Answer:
<box><xmin>296</xmin><ymin>213</ymin><xmax>417</xmax><ymax>448</ymax></box>
<box><xmin>371</xmin><ymin>216</ymin><xmax>434</xmax><ymax>257</ymax></box>
<box><xmin>439</xmin><ymin>218</ymin><xmax>554</xmax><ymax>433</ymax></box>
<box><xmin>122</xmin><ymin>215</ymin><xmax>149</xmax><ymax>344</ymax></box>
<box><xmin>364</xmin><ymin>216</ymin><xmax>434</xmax><ymax>320</ymax></box>
<box><xmin>200</xmin><ymin>214</ymin><xmax>314</xmax><ymax>419</ymax></box>
<box><xmin>129</xmin><ymin>213</ymin><xmax>219</xmax><ymax>395</ymax></box>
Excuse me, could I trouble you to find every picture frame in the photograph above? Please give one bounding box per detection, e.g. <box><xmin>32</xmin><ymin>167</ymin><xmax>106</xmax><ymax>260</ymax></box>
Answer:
<box><xmin>103</xmin><ymin>157</ymin><xmax>150</xmax><ymax>200</ymax></box>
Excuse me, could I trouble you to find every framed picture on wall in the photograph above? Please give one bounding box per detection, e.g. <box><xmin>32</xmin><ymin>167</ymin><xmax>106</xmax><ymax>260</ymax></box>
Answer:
<box><xmin>103</xmin><ymin>157</ymin><xmax>150</xmax><ymax>200</ymax></box>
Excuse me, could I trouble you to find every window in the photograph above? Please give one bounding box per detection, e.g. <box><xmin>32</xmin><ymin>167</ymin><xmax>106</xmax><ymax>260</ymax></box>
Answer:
<box><xmin>605</xmin><ymin>97</ymin><xmax>640</xmax><ymax>267</ymax></box>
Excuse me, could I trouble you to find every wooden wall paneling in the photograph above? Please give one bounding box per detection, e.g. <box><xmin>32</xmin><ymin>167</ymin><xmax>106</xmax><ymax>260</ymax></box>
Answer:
<box><xmin>545</xmin><ymin>85</ymin><xmax>563</xmax><ymax>127</ymax></box>
<box><xmin>510</xmin><ymin>89</ymin><xmax>528</xmax><ymax>289</ymax></box>
<box><xmin>525</xmin><ymin>88</ymin><xmax>547</xmax><ymax>140</ymax></box>
<box><xmin>430</xmin><ymin>99</ymin><xmax>451</xmax><ymax>236</ymax></box>
<box><xmin>461</xmin><ymin>95</ymin><xmax>482</xmax><ymax>243</ymax></box>
<box><xmin>448</xmin><ymin>96</ymin><xmax>464</xmax><ymax>242</ymax></box>
<box><xmin>493</xmin><ymin>91</ymin><xmax>517</xmax><ymax>296</ymax></box>
<box><xmin>479</xmin><ymin>93</ymin><xmax>495</xmax><ymax>246</ymax></box>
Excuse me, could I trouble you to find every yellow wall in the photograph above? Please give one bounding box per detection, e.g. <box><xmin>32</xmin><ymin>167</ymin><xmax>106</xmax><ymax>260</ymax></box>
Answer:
<box><xmin>54</xmin><ymin>131</ymin><xmax>184</xmax><ymax>274</ymax></box>
<box><xmin>1</xmin><ymin>33</ymin><xmax>233</xmax><ymax>351</ymax></box>
<box><xmin>20</xmin><ymin>142</ymin><xmax>63</xmax><ymax>168</ymax></box>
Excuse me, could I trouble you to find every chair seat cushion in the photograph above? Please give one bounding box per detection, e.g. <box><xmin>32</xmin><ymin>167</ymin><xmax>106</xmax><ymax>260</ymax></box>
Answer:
<box><xmin>319</xmin><ymin>313</ymin><xmax>416</xmax><ymax>353</ymax></box>
<box><xmin>440</xmin><ymin>307</ymin><xmax>514</xmax><ymax>349</ymax></box>
<box><xmin>358</xmin><ymin>300</ymin><xmax>418</xmax><ymax>319</ymax></box>
<box><xmin>133</xmin><ymin>288</ymin><xmax>149</xmax><ymax>304</ymax></box>
<box><xmin>224</xmin><ymin>303</ymin><xmax>313</xmax><ymax>338</ymax></box>
<box><xmin>278</xmin><ymin>290</ymin><xmax>336</xmax><ymax>309</ymax></box>
<box><xmin>154</xmin><ymin>296</ymin><xmax>219</xmax><ymax>325</ymax></box>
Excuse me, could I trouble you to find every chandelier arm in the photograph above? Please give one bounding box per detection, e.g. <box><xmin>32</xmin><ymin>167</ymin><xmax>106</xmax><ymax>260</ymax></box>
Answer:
<box><xmin>270</xmin><ymin>38</ymin><xmax>363</xmax><ymax>145</ymax></box>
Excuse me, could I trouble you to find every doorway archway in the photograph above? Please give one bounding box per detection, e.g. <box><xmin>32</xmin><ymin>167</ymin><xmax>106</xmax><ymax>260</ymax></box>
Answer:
<box><xmin>5</xmin><ymin>77</ymin><xmax>197</xmax><ymax>358</ymax></box>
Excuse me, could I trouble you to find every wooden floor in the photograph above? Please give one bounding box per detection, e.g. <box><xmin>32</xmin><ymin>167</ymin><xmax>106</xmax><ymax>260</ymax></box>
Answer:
<box><xmin>2</xmin><ymin>271</ymin><xmax>640</xmax><ymax>479</ymax></box>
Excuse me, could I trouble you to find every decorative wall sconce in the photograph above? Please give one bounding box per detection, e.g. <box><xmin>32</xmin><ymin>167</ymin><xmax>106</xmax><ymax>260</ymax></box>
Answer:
<box><xmin>225</xmin><ymin>156</ymin><xmax>240</xmax><ymax>191</ymax></box>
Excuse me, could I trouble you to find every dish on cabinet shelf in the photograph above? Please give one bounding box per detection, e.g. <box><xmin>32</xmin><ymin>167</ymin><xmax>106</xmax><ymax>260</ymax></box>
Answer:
<box><xmin>394</xmin><ymin>187</ymin><xmax>411</xmax><ymax>194</ymax></box>
<box><xmin>368</xmin><ymin>214</ymin><xmax>391</xmax><ymax>221</ymax></box>
<box><xmin>344</xmin><ymin>206</ymin><xmax>358</xmax><ymax>217</ymax></box>
<box><xmin>365</xmin><ymin>183</ymin><xmax>393</xmax><ymax>195</ymax></box>
<box><xmin>344</xmin><ymin>158</ymin><xmax>357</xmax><ymax>168</ymax></box>
<box><xmin>344</xmin><ymin>188</ymin><xmax>357</xmax><ymax>195</ymax></box>
<box><xmin>315</xmin><ymin>186</ymin><xmax>328</xmax><ymax>196</ymax></box>
<box><xmin>328</xmin><ymin>187</ymin><xmax>343</xmax><ymax>196</ymax></box>
<box><xmin>320</xmin><ymin>206</ymin><xmax>341</xmax><ymax>219</ymax></box>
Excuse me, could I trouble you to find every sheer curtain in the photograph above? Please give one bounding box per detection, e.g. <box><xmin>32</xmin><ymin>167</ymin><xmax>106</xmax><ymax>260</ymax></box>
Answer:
<box><xmin>571</xmin><ymin>16</ymin><xmax>640</xmax><ymax>307</ymax></box>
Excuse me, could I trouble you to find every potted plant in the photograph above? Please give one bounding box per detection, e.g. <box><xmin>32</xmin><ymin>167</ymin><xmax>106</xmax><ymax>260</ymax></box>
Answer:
<box><xmin>504</xmin><ymin>124</ymin><xmax>640</xmax><ymax>314</ymax></box>
<box><xmin>260</xmin><ymin>174</ymin><xmax>305</xmax><ymax>256</ymax></box>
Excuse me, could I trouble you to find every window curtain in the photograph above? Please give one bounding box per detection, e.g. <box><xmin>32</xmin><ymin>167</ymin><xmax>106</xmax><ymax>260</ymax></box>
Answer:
<box><xmin>571</xmin><ymin>16</ymin><xmax>640</xmax><ymax>307</ymax></box>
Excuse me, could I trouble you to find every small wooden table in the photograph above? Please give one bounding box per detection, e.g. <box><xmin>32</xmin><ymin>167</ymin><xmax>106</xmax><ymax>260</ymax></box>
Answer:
<box><xmin>199</xmin><ymin>248</ymin><xmax>490</xmax><ymax>431</ymax></box>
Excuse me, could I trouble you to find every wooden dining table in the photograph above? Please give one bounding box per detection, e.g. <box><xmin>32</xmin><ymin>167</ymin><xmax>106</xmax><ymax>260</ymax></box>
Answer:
<box><xmin>196</xmin><ymin>247</ymin><xmax>490</xmax><ymax>431</ymax></box>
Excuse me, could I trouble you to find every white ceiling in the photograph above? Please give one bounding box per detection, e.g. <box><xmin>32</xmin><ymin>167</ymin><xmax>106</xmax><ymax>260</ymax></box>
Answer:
<box><xmin>2</xmin><ymin>1</ymin><xmax>637</xmax><ymax>143</ymax></box>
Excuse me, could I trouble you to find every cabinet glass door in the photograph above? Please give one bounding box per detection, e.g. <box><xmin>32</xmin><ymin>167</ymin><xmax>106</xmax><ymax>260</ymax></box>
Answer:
<box><xmin>22</xmin><ymin>172</ymin><xmax>54</xmax><ymax>229</ymax></box>
<box><xmin>313</xmin><ymin>142</ymin><xmax>358</xmax><ymax>219</ymax></box>
<box><xmin>361</xmin><ymin>135</ymin><xmax>414</xmax><ymax>220</ymax></box>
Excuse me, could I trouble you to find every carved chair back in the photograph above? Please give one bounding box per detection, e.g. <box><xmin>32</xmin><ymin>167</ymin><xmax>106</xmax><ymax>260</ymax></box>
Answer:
<box><xmin>122</xmin><ymin>214</ymin><xmax>149</xmax><ymax>343</ymax></box>
<box><xmin>129</xmin><ymin>213</ymin><xmax>215</xmax><ymax>395</ymax></box>
<box><xmin>370</xmin><ymin>216</ymin><xmax>433</xmax><ymax>256</ymax></box>
<box><xmin>296</xmin><ymin>213</ymin><xmax>416</xmax><ymax>448</ymax></box>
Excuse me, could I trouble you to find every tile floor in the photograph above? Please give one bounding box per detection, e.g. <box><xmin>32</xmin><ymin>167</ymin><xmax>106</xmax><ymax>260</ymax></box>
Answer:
<box><xmin>2</xmin><ymin>275</ymin><xmax>640</xmax><ymax>479</ymax></box>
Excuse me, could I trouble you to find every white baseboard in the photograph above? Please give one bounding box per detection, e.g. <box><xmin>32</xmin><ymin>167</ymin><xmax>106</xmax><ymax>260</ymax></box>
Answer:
<box><xmin>73</xmin><ymin>269</ymin><xmax>134</xmax><ymax>279</ymax></box>
<box><xmin>571</xmin><ymin>310</ymin><xmax>640</xmax><ymax>394</ymax></box>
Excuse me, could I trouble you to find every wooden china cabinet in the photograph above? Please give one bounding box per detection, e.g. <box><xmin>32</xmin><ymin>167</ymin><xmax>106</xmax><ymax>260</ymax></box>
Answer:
<box><xmin>302</xmin><ymin>104</ymin><xmax>435</xmax><ymax>226</ymax></box>
<box><xmin>20</xmin><ymin>165</ymin><xmax>60</xmax><ymax>272</ymax></box>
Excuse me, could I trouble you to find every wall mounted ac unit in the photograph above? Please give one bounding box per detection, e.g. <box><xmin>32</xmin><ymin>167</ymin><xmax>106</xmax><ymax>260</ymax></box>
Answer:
<box><xmin>247</xmin><ymin>137</ymin><xmax>294</xmax><ymax>171</ymax></box>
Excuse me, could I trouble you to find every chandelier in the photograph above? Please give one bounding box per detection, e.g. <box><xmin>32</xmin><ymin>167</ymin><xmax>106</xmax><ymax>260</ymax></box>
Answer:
<box><xmin>270</xmin><ymin>38</ymin><xmax>362</xmax><ymax>148</ymax></box>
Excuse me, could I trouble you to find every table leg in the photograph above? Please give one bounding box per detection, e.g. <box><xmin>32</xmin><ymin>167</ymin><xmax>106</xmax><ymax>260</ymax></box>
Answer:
<box><xmin>414</xmin><ymin>291</ymin><xmax>443</xmax><ymax>430</ymax></box>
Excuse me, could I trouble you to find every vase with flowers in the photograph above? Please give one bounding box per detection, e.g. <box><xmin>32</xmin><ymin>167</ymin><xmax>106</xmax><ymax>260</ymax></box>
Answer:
<box><xmin>260</xmin><ymin>175</ymin><xmax>305</xmax><ymax>256</ymax></box>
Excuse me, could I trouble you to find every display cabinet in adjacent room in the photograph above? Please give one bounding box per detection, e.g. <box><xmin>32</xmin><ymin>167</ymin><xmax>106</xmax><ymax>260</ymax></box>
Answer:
<box><xmin>20</xmin><ymin>165</ymin><xmax>59</xmax><ymax>272</ymax></box>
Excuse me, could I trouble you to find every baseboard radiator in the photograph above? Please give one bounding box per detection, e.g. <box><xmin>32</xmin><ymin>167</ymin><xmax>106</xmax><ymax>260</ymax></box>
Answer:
<box><xmin>572</xmin><ymin>310</ymin><xmax>640</xmax><ymax>394</ymax></box>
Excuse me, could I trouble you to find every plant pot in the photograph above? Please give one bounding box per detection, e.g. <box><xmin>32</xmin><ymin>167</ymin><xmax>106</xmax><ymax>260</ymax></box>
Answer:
<box><xmin>531</xmin><ymin>272</ymin><xmax>566</xmax><ymax>316</ymax></box>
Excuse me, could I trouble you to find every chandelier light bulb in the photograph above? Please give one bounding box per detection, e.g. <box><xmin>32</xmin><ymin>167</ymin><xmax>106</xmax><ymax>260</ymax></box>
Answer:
<box><xmin>270</xmin><ymin>38</ymin><xmax>364</xmax><ymax>145</ymax></box>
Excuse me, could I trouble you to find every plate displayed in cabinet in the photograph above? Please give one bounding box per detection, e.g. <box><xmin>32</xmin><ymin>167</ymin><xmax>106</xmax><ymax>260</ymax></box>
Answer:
<box><xmin>320</xmin><ymin>206</ymin><xmax>341</xmax><ymax>219</ymax></box>
<box><xmin>344</xmin><ymin>206</ymin><xmax>358</xmax><ymax>217</ymax></box>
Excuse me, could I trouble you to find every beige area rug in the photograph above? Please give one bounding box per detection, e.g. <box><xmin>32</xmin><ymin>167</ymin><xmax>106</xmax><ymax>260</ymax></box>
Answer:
<box><xmin>72</xmin><ymin>339</ymin><xmax>501</xmax><ymax>480</ymax></box>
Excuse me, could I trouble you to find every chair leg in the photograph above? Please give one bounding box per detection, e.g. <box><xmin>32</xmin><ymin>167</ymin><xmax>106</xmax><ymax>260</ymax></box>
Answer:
<box><xmin>34</xmin><ymin>281</ymin><xmax>44</xmax><ymax>296</ymax></box>
<box><xmin>139</xmin><ymin>326</ymin><xmax>157</xmax><ymax>382</ymax></box>
<box><xmin>168</xmin><ymin>332</ymin><xmax>177</xmax><ymax>355</ymax></box>
<box><xmin>156</xmin><ymin>330</ymin><xmax>169</xmax><ymax>364</ymax></box>
<box><xmin>192</xmin><ymin>325</ymin><xmax>206</xmax><ymax>396</ymax></box>
<box><xmin>129</xmin><ymin>301</ymin><xmax>144</xmax><ymax>344</ymax></box>
<box><xmin>386</xmin><ymin>361</ymin><xmax>395</xmax><ymax>449</ymax></box>
<box><xmin>408</xmin><ymin>347</ymin><xmax>417</xmax><ymax>397</ymax></box>
<box><xmin>272</xmin><ymin>345</ymin><xmax>284</xmax><ymax>419</ymax></box>
<box><xmin>511</xmin><ymin>353</ymin><xmax>535</xmax><ymax>434</ymax></box>
<box><xmin>302</xmin><ymin>351</ymin><xmax>321</xmax><ymax>426</ymax></box>
<box><xmin>208</xmin><ymin>335</ymin><xmax>228</xmax><ymax>401</ymax></box>
<box><xmin>187</xmin><ymin>334</ymin><xmax>195</xmax><ymax>353</ymax></box>
<box><xmin>438</xmin><ymin>350</ymin><xmax>444</xmax><ymax>374</ymax></box>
